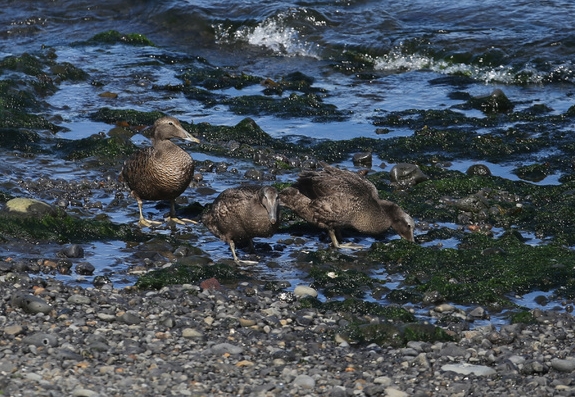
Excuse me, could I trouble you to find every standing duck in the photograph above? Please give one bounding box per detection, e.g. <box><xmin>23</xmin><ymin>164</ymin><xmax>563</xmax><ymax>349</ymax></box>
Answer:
<box><xmin>279</xmin><ymin>163</ymin><xmax>415</xmax><ymax>247</ymax></box>
<box><xmin>120</xmin><ymin>116</ymin><xmax>200</xmax><ymax>227</ymax></box>
<box><xmin>202</xmin><ymin>185</ymin><xmax>280</xmax><ymax>262</ymax></box>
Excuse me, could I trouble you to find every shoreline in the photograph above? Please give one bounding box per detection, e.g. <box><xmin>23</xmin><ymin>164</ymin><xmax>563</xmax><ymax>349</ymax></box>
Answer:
<box><xmin>2</xmin><ymin>273</ymin><xmax>575</xmax><ymax>396</ymax></box>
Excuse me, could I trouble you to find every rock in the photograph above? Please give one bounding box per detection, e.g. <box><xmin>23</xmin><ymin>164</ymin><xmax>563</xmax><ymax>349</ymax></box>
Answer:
<box><xmin>11</xmin><ymin>293</ymin><xmax>52</xmax><ymax>314</ymax></box>
<box><xmin>352</xmin><ymin>152</ymin><xmax>372</xmax><ymax>166</ymax></box>
<box><xmin>75</xmin><ymin>262</ymin><xmax>95</xmax><ymax>275</ymax></box>
<box><xmin>22</xmin><ymin>332</ymin><xmax>58</xmax><ymax>348</ymax></box>
<box><xmin>182</xmin><ymin>328</ymin><xmax>203</xmax><ymax>339</ymax></box>
<box><xmin>67</xmin><ymin>294</ymin><xmax>91</xmax><ymax>305</ymax></box>
<box><xmin>551</xmin><ymin>358</ymin><xmax>575</xmax><ymax>373</ymax></box>
<box><xmin>293</xmin><ymin>374</ymin><xmax>315</xmax><ymax>389</ymax></box>
<box><xmin>385</xmin><ymin>388</ymin><xmax>408</xmax><ymax>397</ymax></box>
<box><xmin>390</xmin><ymin>163</ymin><xmax>429</xmax><ymax>189</ymax></box>
<box><xmin>441</xmin><ymin>363</ymin><xmax>496</xmax><ymax>376</ymax></box>
<box><xmin>59</xmin><ymin>244</ymin><xmax>84</xmax><ymax>258</ymax></box>
<box><xmin>238</xmin><ymin>318</ymin><xmax>257</xmax><ymax>327</ymax></box>
<box><xmin>293</xmin><ymin>285</ymin><xmax>318</xmax><ymax>298</ymax></box>
<box><xmin>2</xmin><ymin>198</ymin><xmax>59</xmax><ymax>219</ymax></box>
<box><xmin>466</xmin><ymin>164</ymin><xmax>492</xmax><ymax>176</ymax></box>
<box><xmin>4</xmin><ymin>324</ymin><xmax>23</xmax><ymax>335</ymax></box>
<box><xmin>119</xmin><ymin>311</ymin><xmax>141</xmax><ymax>325</ymax></box>
<box><xmin>209</xmin><ymin>343</ymin><xmax>244</xmax><ymax>355</ymax></box>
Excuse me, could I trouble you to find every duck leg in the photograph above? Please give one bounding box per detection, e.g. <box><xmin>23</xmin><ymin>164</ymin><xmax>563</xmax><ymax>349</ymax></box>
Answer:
<box><xmin>328</xmin><ymin>229</ymin><xmax>363</xmax><ymax>250</ymax></box>
<box><xmin>167</xmin><ymin>200</ymin><xmax>198</xmax><ymax>225</ymax></box>
<box><xmin>136</xmin><ymin>198</ymin><xmax>162</xmax><ymax>228</ymax></box>
<box><xmin>229</xmin><ymin>240</ymin><xmax>258</xmax><ymax>264</ymax></box>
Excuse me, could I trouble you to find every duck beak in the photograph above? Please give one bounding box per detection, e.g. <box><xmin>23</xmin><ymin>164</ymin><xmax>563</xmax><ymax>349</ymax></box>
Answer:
<box><xmin>181</xmin><ymin>129</ymin><xmax>200</xmax><ymax>144</ymax></box>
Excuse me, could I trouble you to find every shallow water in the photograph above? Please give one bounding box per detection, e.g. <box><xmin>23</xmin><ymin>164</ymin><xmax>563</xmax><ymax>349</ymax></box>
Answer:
<box><xmin>2</xmin><ymin>0</ymin><xmax>575</xmax><ymax>326</ymax></box>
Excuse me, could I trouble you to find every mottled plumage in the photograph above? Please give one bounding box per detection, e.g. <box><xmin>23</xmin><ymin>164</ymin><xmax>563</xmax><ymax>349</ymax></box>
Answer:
<box><xmin>120</xmin><ymin>116</ymin><xmax>200</xmax><ymax>227</ymax></box>
<box><xmin>202</xmin><ymin>185</ymin><xmax>280</xmax><ymax>261</ymax></box>
<box><xmin>279</xmin><ymin>163</ymin><xmax>415</xmax><ymax>247</ymax></box>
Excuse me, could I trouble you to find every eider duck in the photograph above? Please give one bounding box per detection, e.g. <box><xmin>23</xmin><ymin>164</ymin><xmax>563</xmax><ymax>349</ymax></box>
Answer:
<box><xmin>202</xmin><ymin>185</ymin><xmax>280</xmax><ymax>262</ymax></box>
<box><xmin>279</xmin><ymin>162</ymin><xmax>415</xmax><ymax>247</ymax></box>
<box><xmin>120</xmin><ymin>116</ymin><xmax>200</xmax><ymax>227</ymax></box>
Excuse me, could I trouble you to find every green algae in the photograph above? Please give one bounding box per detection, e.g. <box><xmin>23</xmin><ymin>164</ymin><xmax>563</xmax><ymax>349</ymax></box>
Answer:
<box><xmin>55</xmin><ymin>134</ymin><xmax>137</xmax><ymax>161</ymax></box>
<box><xmin>299</xmin><ymin>297</ymin><xmax>451</xmax><ymax>347</ymax></box>
<box><xmin>194</xmin><ymin>117</ymin><xmax>275</xmax><ymax>147</ymax></box>
<box><xmin>135</xmin><ymin>262</ymin><xmax>243</xmax><ymax>290</ymax></box>
<box><xmin>90</xmin><ymin>108</ymin><xmax>166</xmax><ymax>126</ymax></box>
<box><xmin>308</xmin><ymin>266</ymin><xmax>376</xmax><ymax>298</ymax></box>
<box><xmin>86</xmin><ymin>30</ymin><xmax>155</xmax><ymax>46</ymax></box>
<box><xmin>368</xmin><ymin>233</ymin><xmax>575</xmax><ymax>308</ymax></box>
<box><xmin>224</xmin><ymin>92</ymin><xmax>348</xmax><ymax>121</ymax></box>
<box><xmin>179</xmin><ymin>66</ymin><xmax>261</xmax><ymax>90</ymax></box>
<box><xmin>0</xmin><ymin>213</ymin><xmax>144</xmax><ymax>244</ymax></box>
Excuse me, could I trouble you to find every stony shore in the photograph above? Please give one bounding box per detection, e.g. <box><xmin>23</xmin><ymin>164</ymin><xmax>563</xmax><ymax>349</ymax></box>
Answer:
<box><xmin>2</xmin><ymin>272</ymin><xmax>575</xmax><ymax>397</ymax></box>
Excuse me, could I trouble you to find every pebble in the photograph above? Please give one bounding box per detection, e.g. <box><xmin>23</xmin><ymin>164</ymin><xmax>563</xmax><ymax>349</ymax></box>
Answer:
<box><xmin>1</xmin><ymin>276</ymin><xmax>575</xmax><ymax>396</ymax></box>
<box><xmin>551</xmin><ymin>358</ymin><xmax>575</xmax><ymax>373</ymax></box>
<box><xmin>293</xmin><ymin>285</ymin><xmax>319</xmax><ymax>298</ymax></box>
<box><xmin>11</xmin><ymin>293</ymin><xmax>52</xmax><ymax>314</ymax></box>
<box><xmin>293</xmin><ymin>374</ymin><xmax>315</xmax><ymax>389</ymax></box>
<box><xmin>441</xmin><ymin>363</ymin><xmax>497</xmax><ymax>376</ymax></box>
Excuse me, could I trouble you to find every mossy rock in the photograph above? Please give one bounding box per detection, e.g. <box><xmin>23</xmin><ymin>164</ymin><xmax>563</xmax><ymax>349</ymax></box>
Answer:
<box><xmin>0</xmin><ymin>211</ymin><xmax>143</xmax><ymax>243</ymax></box>
<box><xmin>55</xmin><ymin>134</ymin><xmax>137</xmax><ymax>161</ymax></box>
<box><xmin>135</xmin><ymin>262</ymin><xmax>243</xmax><ymax>290</ymax></box>
<box><xmin>90</xmin><ymin>107</ymin><xmax>166</xmax><ymax>126</ymax></box>
<box><xmin>86</xmin><ymin>30</ymin><xmax>155</xmax><ymax>46</ymax></box>
<box><xmin>194</xmin><ymin>117</ymin><xmax>274</xmax><ymax>146</ymax></box>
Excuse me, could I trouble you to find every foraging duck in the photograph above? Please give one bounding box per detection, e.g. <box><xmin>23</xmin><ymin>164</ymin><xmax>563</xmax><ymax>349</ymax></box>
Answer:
<box><xmin>279</xmin><ymin>162</ymin><xmax>415</xmax><ymax>247</ymax></box>
<box><xmin>120</xmin><ymin>116</ymin><xmax>200</xmax><ymax>227</ymax></box>
<box><xmin>202</xmin><ymin>185</ymin><xmax>280</xmax><ymax>262</ymax></box>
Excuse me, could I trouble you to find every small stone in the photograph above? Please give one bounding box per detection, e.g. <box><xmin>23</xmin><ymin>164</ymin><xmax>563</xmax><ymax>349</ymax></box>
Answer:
<box><xmin>551</xmin><ymin>358</ymin><xmax>575</xmax><ymax>373</ymax></box>
<box><xmin>374</xmin><ymin>376</ymin><xmax>392</xmax><ymax>386</ymax></box>
<box><xmin>71</xmin><ymin>388</ymin><xmax>99</xmax><ymax>397</ymax></box>
<box><xmin>385</xmin><ymin>388</ymin><xmax>408</xmax><ymax>397</ymax></box>
<box><xmin>468</xmin><ymin>306</ymin><xmax>487</xmax><ymax>319</ymax></box>
<box><xmin>200</xmin><ymin>277</ymin><xmax>222</xmax><ymax>290</ymax></box>
<box><xmin>210</xmin><ymin>343</ymin><xmax>244</xmax><ymax>355</ymax></box>
<box><xmin>4</xmin><ymin>324</ymin><xmax>23</xmax><ymax>335</ymax></box>
<box><xmin>11</xmin><ymin>293</ymin><xmax>52</xmax><ymax>314</ymax></box>
<box><xmin>239</xmin><ymin>318</ymin><xmax>256</xmax><ymax>327</ymax></box>
<box><xmin>441</xmin><ymin>363</ymin><xmax>496</xmax><ymax>376</ymax></box>
<box><xmin>97</xmin><ymin>313</ymin><xmax>116</xmax><ymax>322</ymax></box>
<box><xmin>68</xmin><ymin>294</ymin><xmax>91</xmax><ymax>305</ymax></box>
<box><xmin>3</xmin><ymin>198</ymin><xmax>59</xmax><ymax>218</ymax></box>
<box><xmin>293</xmin><ymin>374</ymin><xmax>315</xmax><ymax>389</ymax></box>
<box><xmin>182</xmin><ymin>328</ymin><xmax>203</xmax><ymax>339</ymax></box>
<box><xmin>236</xmin><ymin>360</ymin><xmax>255</xmax><ymax>367</ymax></box>
<box><xmin>293</xmin><ymin>285</ymin><xmax>318</xmax><ymax>298</ymax></box>
<box><xmin>120</xmin><ymin>312</ymin><xmax>141</xmax><ymax>325</ymax></box>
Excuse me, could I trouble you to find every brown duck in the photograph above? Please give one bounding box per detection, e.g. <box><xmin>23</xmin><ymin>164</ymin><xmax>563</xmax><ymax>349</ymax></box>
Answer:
<box><xmin>279</xmin><ymin>163</ymin><xmax>415</xmax><ymax>247</ymax></box>
<box><xmin>120</xmin><ymin>116</ymin><xmax>200</xmax><ymax>227</ymax></box>
<box><xmin>202</xmin><ymin>185</ymin><xmax>280</xmax><ymax>262</ymax></box>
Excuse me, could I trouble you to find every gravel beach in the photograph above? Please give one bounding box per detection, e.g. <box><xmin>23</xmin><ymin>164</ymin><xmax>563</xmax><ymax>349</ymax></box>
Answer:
<box><xmin>2</xmin><ymin>272</ymin><xmax>575</xmax><ymax>397</ymax></box>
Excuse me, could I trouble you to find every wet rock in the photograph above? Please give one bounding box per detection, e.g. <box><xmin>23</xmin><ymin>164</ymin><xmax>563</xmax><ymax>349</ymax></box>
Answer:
<box><xmin>244</xmin><ymin>168</ymin><xmax>264</xmax><ymax>180</ymax></box>
<box><xmin>59</xmin><ymin>244</ymin><xmax>84</xmax><ymax>258</ymax></box>
<box><xmin>352</xmin><ymin>152</ymin><xmax>372</xmax><ymax>166</ymax></box>
<box><xmin>93</xmin><ymin>275</ymin><xmax>112</xmax><ymax>288</ymax></box>
<box><xmin>390</xmin><ymin>163</ymin><xmax>429</xmax><ymax>189</ymax></box>
<box><xmin>11</xmin><ymin>293</ymin><xmax>52</xmax><ymax>314</ymax></box>
<box><xmin>466</xmin><ymin>164</ymin><xmax>492</xmax><ymax>176</ymax></box>
<box><xmin>75</xmin><ymin>262</ymin><xmax>95</xmax><ymax>275</ymax></box>
<box><xmin>467</xmin><ymin>88</ymin><xmax>514</xmax><ymax>114</ymax></box>
<box><xmin>2</xmin><ymin>198</ymin><xmax>59</xmax><ymax>219</ymax></box>
<box><xmin>454</xmin><ymin>194</ymin><xmax>489</xmax><ymax>212</ymax></box>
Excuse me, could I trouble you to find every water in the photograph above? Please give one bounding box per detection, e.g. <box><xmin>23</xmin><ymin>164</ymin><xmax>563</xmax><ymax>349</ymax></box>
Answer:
<box><xmin>1</xmin><ymin>0</ymin><xmax>575</xmax><ymax>325</ymax></box>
